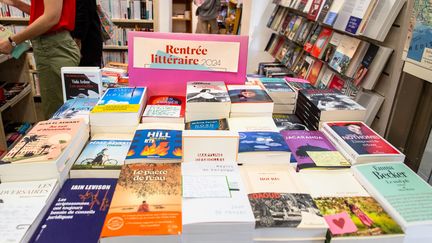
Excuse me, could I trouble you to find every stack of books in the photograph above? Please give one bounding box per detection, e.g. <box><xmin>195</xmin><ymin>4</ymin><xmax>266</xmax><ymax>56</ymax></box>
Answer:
<box><xmin>228</xmin><ymin>85</ymin><xmax>274</xmax><ymax>117</ymax></box>
<box><xmin>141</xmin><ymin>95</ymin><xmax>185</xmax><ymax>124</ymax></box>
<box><xmin>185</xmin><ymin>118</ymin><xmax>229</xmax><ymax>130</ymax></box>
<box><xmin>272</xmin><ymin>113</ymin><xmax>308</xmax><ymax>131</ymax></box>
<box><xmin>0</xmin><ymin>119</ymin><xmax>89</xmax><ymax>183</ymax></box>
<box><xmin>182</xmin><ymin>162</ymin><xmax>255</xmax><ymax>243</ymax></box>
<box><xmin>296</xmin><ymin>89</ymin><xmax>366</xmax><ymax>130</ymax></box>
<box><xmin>90</xmin><ymin>87</ymin><xmax>147</xmax><ymax>135</ymax></box>
<box><xmin>322</xmin><ymin>121</ymin><xmax>405</xmax><ymax>165</ymax></box>
<box><xmin>185</xmin><ymin>81</ymin><xmax>231</xmax><ymax>122</ymax></box>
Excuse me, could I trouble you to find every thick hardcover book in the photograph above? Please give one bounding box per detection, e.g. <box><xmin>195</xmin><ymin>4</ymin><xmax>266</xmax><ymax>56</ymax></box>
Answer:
<box><xmin>185</xmin><ymin>119</ymin><xmax>229</xmax><ymax>130</ymax></box>
<box><xmin>143</xmin><ymin>95</ymin><xmax>185</xmax><ymax>118</ymax></box>
<box><xmin>272</xmin><ymin>113</ymin><xmax>308</xmax><ymax>131</ymax></box>
<box><xmin>51</xmin><ymin>98</ymin><xmax>98</xmax><ymax>122</ymax></box>
<box><xmin>100</xmin><ymin>163</ymin><xmax>182</xmax><ymax>238</ymax></box>
<box><xmin>281</xmin><ymin>130</ymin><xmax>350</xmax><ymax>170</ymax></box>
<box><xmin>126</xmin><ymin>129</ymin><xmax>182</xmax><ymax>161</ymax></box>
<box><xmin>30</xmin><ymin>179</ymin><xmax>117</xmax><ymax>243</ymax></box>
<box><xmin>61</xmin><ymin>68</ymin><xmax>102</xmax><ymax>101</ymax></box>
<box><xmin>72</xmin><ymin>140</ymin><xmax>131</xmax><ymax>171</ymax></box>
<box><xmin>92</xmin><ymin>87</ymin><xmax>146</xmax><ymax>113</ymax></box>
<box><xmin>186</xmin><ymin>81</ymin><xmax>230</xmax><ymax>103</ymax></box>
<box><xmin>238</xmin><ymin>132</ymin><xmax>290</xmax><ymax>153</ymax></box>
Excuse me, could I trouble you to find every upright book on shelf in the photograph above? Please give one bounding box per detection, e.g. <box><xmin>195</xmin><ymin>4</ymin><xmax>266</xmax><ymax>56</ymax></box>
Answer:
<box><xmin>100</xmin><ymin>163</ymin><xmax>182</xmax><ymax>243</ymax></box>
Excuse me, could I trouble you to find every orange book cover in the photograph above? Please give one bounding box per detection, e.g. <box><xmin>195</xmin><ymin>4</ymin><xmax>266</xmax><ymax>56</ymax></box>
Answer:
<box><xmin>306</xmin><ymin>61</ymin><xmax>323</xmax><ymax>86</ymax></box>
<box><xmin>100</xmin><ymin>163</ymin><xmax>182</xmax><ymax>238</ymax></box>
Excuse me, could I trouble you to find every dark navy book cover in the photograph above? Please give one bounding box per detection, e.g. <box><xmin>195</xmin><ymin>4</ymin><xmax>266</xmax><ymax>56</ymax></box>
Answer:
<box><xmin>239</xmin><ymin>132</ymin><xmax>291</xmax><ymax>153</ymax></box>
<box><xmin>30</xmin><ymin>178</ymin><xmax>117</xmax><ymax>243</ymax></box>
<box><xmin>185</xmin><ymin>119</ymin><xmax>229</xmax><ymax>130</ymax></box>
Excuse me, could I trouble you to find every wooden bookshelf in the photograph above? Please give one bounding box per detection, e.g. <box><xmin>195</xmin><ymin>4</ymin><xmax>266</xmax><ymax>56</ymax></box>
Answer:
<box><xmin>0</xmin><ymin>17</ymin><xmax>29</xmax><ymax>25</ymax></box>
<box><xmin>103</xmin><ymin>45</ymin><xmax>128</xmax><ymax>51</ymax></box>
<box><xmin>172</xmin><ymin>17</ymin><xmax>192</xmax><ymax>21</ymax></box>
<box><xmin>172</xmin><ymin>0</ymin><xmax>193</xmax><ymax>33</ymax></box>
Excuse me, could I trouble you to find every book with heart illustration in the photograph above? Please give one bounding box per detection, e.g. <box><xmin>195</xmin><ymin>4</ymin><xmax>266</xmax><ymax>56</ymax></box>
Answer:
<box><xmin>299</xmin><ymin>171</ymin><xmax>404</xmax><ymax>242</ymax></box>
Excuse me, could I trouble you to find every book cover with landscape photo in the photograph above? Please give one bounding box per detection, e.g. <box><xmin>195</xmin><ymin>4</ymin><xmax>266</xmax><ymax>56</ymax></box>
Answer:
<box><xmin>92</xmin><ymin>87</ymin><xmax>146</xmax><ymax>113</ymax></box>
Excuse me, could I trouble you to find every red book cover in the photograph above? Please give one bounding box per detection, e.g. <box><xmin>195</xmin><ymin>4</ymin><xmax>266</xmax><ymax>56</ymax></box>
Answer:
<box><xmin>307</xmin><ymin>0</ymin><xmax>324</xmax><ymax>21</ymax></box>
<box><xmin>328</xmin><ymin>75</ymin><xmax>345</xmax><ymax>91</ymax></box>
<box><xmin>310</xmin><ymin>28</ymin><xmax>333</xmax><ymax>59</ymax></box>
<box><xmin>306</xmin><ymin>61</ymin><xmax>323</xmax><ymax>86</ymax></box>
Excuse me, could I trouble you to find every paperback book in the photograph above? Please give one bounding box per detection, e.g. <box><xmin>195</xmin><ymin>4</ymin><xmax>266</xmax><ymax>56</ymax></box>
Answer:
<box><xmin>51</xmin><ymin>98</ymin><xmax>98</xmax><ymax>123</ymax></box>
<box><xmin>61</xmin><ymin>67</ymin><xmax>103</xmax><ymax>102</ymax></box>
<box><xmin>272</xmin><ymin>113</ymin><xmax>308</xmax><ymax>131</ymax></box>
<box><xmin>92</xmin><ymin>87</ymin><xmax>146</xmax><ymax>113</ymax></box>
<box><xmin>185</xmin><ymin>119</ymin><xmax>229</xmax><ymax>130</ymax></box>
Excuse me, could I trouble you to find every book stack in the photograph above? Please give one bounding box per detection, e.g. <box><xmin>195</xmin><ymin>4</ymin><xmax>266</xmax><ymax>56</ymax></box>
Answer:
<box><xmin>296</xmin><ymin>89</ymin><xmax>366</xmax><ymax>130</ymax></box>
<box><xmin>0</xmin><ymin>119</ymin><xmax>89</xmax><ymax>182</ymax></box>
<box><xmin>0</xmin><ymin>179</ymin><xmax>59</xmax><ymax>243</ymax></box>
<box><xmin>142</xmin><ymin>95</ymin><xmax>185</xmax><ymax>124</ymax></box>
<box><xmin>51</xmin><ymin>98</ymin><xmax>99</xmax><ymax>124</ymax></box>
<box><xmin>282</xmin><ymin>130</ymin><xmax>350</xmax><ymax>171</ymax></box>
<box><xmin>247</xmin><ymin>77</ymin><xmax>297</xmax><ymax>114</ymax></box>
<box><xmin>228</xmin><ymin>85</ymin><xmax>274</xmax><ymax>118</ymax></box>
<box><xmin>322</xmin><ymin>121</ymin><xmax>405</xmax><ymax>165</ymax></box>
<box><xmin>90</xmin><ymin>87</ymin><xmax>147</xmax><ymax>135</ymax></box>
<box><xmin>100</xmin><ymin>163</ymin><xmax>181</xmax><ymax>243</ymax></box>
<box><xmin>228</xmin><ymin>117</ymin><xmax>278</xmax><ymax>132</ymax></box>
<box><xmin>61</xmin><ymin>67</ymin><xmax>103</xmax><ymax>101</ymax></box>
<box><xmin>70</xmin><ymin>134</ymin><xmax>132</xmax><ymax>178</ymax></box>
<box><xmin>182</xmin><ymin>162</ymin><xmax>255</xmax><ymax>243</ymax></box>
<box><xmin>30</xmin><ymin>178</ymin><xmax>117</xmax><ymax>243</ymax></box>
<box><xmin>238</xmin><ymin>131</ymin><xmax>291</xmax><ymax>164</ymax></box>
<box><xmin>240</xmin><ymin>165</ymin><xmax>328</xmax><ymax>242</ymax></box>
<box><xmin>125</xmin><ymin>125</ymin><xmax>183</xmax><ymax>164</ymax></box>
<box><xmin>185</xmin><ymin>81</ymin><xmax>231</xmax><ymax>122</ymax></box>
<box><xmin>300</xmin><ymin>170</ymin><xmax>405</xmax><ymax>243</ymax></box>
<box><xmin>272</xmin><ymin>113</ymin><xmax>308</xmax><ymax>131</ymax></box>
<box><xmin>353</xmin><ymin>162</ymin><xmax>432</xmax><ymax>242</ymax></box>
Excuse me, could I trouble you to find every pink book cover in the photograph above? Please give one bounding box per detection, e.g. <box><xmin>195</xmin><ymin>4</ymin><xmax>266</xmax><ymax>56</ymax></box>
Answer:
<box><xmin>128</xmin><ymin>32</ymin><xmax>248</xmax><ymax>97</ymax></box>
<box><xmin>2</xmin><ymin>119</ymin><xmax>84</xmax><ymax>163</ymax></box>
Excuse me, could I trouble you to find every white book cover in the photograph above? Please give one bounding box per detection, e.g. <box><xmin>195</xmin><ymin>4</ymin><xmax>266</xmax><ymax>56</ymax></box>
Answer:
<box><xmin>133</xmin><ymin>0</ymin><xmax>141</xmax><ymax>19</ymax></box>
<box><xmin>344</xmin><ymin>0</ymin><xmax>373</xmax><ymax>34</ymax></box>
<box><xmin>324</xmin><ymin>0</ymin><xmax>346</xmax><ymax>26</ymax></box>
<box><xmin>61</xmin><ymin>67</ymin><xmax>103</xmax><ymax>102</ymax></box>
<box><xmin>186</xmin><ymin>81</ymin><xmax>230</xmax><ymax>103</ymax></box>
<box><xmin>182</xmin><ymin>130</ymin><xmax>239</xmax><ymax>162</ymax></box>
<box><xmin>228</xmin><ymin>117</ymin><xmax>278</xmax><ymax>132</ymax></box>
<box><xmin>332</xmin><ymin>1</ymin><xmax>356</xmax><ymax>31</ymax></box>
<box><xmin>182</xmin><ymin>162</ymin><xmax>255</xmax><ymax>227</ymax></box>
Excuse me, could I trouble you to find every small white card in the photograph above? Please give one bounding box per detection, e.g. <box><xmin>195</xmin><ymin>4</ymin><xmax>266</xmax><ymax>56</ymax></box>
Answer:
<box><xmin>143</xmin><ymin>105</ymin><xmax>181</xmax><ymax>118</ymax></box>
<box><xmin>182</xmin><ymin>175</ymin><xmax>231</xmax><ymax>198</ymax></box>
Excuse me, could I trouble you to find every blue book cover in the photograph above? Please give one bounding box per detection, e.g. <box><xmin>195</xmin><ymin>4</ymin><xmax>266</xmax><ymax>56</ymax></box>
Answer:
<box><xmin>127</xmin><ymin>129</ymin><xmax>182</xmax><ymax>160</ymax></box>
<box><xmin>72</xmin><ymin>140</ymin><xmax>131</xmax><ymax>170</ymax></box>
<box><xmin>185</xmin><ymin>119</ymin><xmax>229</xmax><ymax>130</ymax></box>
<box><xmin>96</xmin><ymin>87</ymin><xmax>145</xmax><ymax>106</ymax></box>
<box><xmin>51</xmin><ymin>98</ymin><xmax>98</xmax><ymax>120</ymax></box>
<box><xmin>260</xmin><ymin>78</ymin><xmax>295</xmax><ymax>93</ymax></box>
<box><xmin>239</xmin><ymin>132</ymin><xmax>291</xmax><ymax>153</ymax></box>
<box><xmin>30</xmin><ymin>178</ymin><xmax>117</xmax><ymax>243</ymax></box>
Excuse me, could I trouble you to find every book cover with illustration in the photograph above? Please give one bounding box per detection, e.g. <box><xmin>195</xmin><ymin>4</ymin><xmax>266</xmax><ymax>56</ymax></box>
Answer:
<box><xmin>30</xmin><ymin>179</ymin><xmax>117</xmax><ymax>243</ymax></box>
<box><xmin>92</xmin><ymin>87</ymin><xmax>146</xmax><ymax>113</ymax></box>
<box><xmin>1</xmin><ymin>119</ymin><xmax>84</xmax><ymax>164</ymax></box>
<box><xmin>228</xmin><ymin>85</ymin><xmax>273</xmax><ymax>103</ymax></box>
<box><xmin>126</xmin><ymin>129</ymin><xmax>182</xmax><ymax>161</ymax></box>
<box><xmin>72</xmin><ymin>140</ymin><xmax>131</xmax><ymax>171</ymax></box>
<box><xmin>300</xmin><ymin>89</ymin><xmax>365</xmax><ymax>111</ymax></box>
<box><xmin>143</xmin><ymin>95</ymin><xmax>185</xmax><ymax>118</ymax></box>
<box><xmin>185</xmin><ymin>119</ymin><xmax>229</xmax><ymax>130</ymax></box>
<box><xmin>186</xmin><ymin>81</ymin><xmax>230</xmax><ymax>103</ymax></box>
<box><xmin>61</xmin><ymin>68</ymin><xmax>102</xmax><ymax>101</ymax></box>
<box><xmin>286</xmin><ymin>78</ymin><xmax>315</xmax><ymax>92</ymax></box>
<box><xmin>325</xmin><ymin>122</ymin><xmax>403</xmax><ymax>156</ymax></box>
<box><xmin>51</xmin><ymin>98</ymin><xmax>98</xmax><ymax>122</ymax></box>
<box><xmin>100</xmin><ymin>163</ymin><xmax>182</xmax><ymax>238</ymax></box>
<box><xmin>306</xmin><ymin>60</ymin><xmax>323</xmax><ymax>86</ymax></box>
<box><xmin>353</xmin><ymin>162</ymin><xmax>432</xmax><ymax>227</ymax></box>
<box><xmin>281</xmin><ymin>130</ymin><xmax>350</xmax><ymax>170</ymax></box>
<box><xmin>259</xmin><ymin>78</ymin><xmax>295</xmax><ymax>93</ymax></box>
<box><xmin>238</xmin><ymin>132</ymin><xmax>290</xmax><ymax>153</ymax></box>
<box><xmin>273</xmin><ymin>114</ymin><xmax>308</xmax><ymax>131</ymax></box>
<box><xmin>310</xmin><ymin>28</ymin><xmax>333</xmax><ymax>59</ymax></box>
<box><xmin>316</xmin><ymin>0</ymin><xmax>334</xmax><ymax>23</ymax></box>
<box><xmin>307</xmin><ymin>0</ymin><xmax>324</xmax><ymax>21</ymax></box>
<box><xmin>321</xmin><ymin>32</ymin><xmax>344</xmax><ymax>63</ymax></box>
<box><xmin>323</xmin><ymin>0</ymin><xmax>345</xmax><ymax>26</ymax></box>
<box><xmin>353</xmin><ymin>44</ymin><xmax>379</xmax><ymax>86</ymax></box>
<box><xmin>328</xmin><ymin>36</ymin><xmax>361</xmax><ymax>73</ymax></box>
<box><xmin>304</xmin><ymin>24</ymin><xmax>322</xmax><ymax>53</ymax></box>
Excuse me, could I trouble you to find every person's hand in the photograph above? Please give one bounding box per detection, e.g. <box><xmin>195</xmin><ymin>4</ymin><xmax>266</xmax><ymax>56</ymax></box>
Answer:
<box><xmin>0</xmin><ymin>0</ymin><xmax>20</xmax><ymax>7</ymax></box>
<box><xmin>0</xmin><ymin>39</ymin><xmax>13</xmax><ymax>54</ymax></box>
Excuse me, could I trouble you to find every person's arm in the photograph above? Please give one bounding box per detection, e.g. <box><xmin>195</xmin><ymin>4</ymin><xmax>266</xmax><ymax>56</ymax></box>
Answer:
<box><xmin>71</xmin><ymin>0</ymin><xmax>90</xmax><ymax>50</ymax></box>
<box><xmin>0</xmin><ymin>0</ymin><xmax>30</xmax><ymax>14</ymax></box>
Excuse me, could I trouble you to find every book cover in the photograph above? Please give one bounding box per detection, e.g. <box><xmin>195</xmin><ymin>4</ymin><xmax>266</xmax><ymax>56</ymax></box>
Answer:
<box><xmin>72</xmin><ymin>140</ymin><xmax>131</xmax><ymax>171</ymax></box>
<box><xmin>51</xmin><ymin>98</ymin><xmax>98</xmax><ymax>122</ymax></box>
<box><xmin>300</xmin><ymin>89</ymin><xmax>365</xmax><ymax>111</ymax></box>
<box><xmin>228</xmin><ymin>86</ymin><xmax>273</xmax><ymax>103</ymax></box>
<box><xmin>306</xmin><ymin>60</ymin><xmax>323</xmax><ymax>86</ymax></box>
<box><xmin>353</xmin><ymin>162</ymin><xmax>432</xmax><ymax>226</ymax></box>
<box><xmin>304</xmin><ymin>24</ymin><xmax>323</xmax><ymax>53</ymax></box>
<box><xmin>286</xmin><ymin>78</ymin><xmax>315</xmax><ymax>92</ymax></box>
<box><xmin>316</xmin><ymin>0</ymin><xmax>334</xmax><ymax>23</ymax></box>
<box><xmin>260</xmin><ymin>78</ymin><xmax>295</xmax><ymax>93</ymax></box>
<box><xmin>325</xmin><ymin>122</ymin><xmax>402</xmax><ymax>156</ymax></box>
<box><xmin>281</xmin><ymin>130</ymin><xmax>349</xmax><ymax>169</ymax></box>
<box><xmin>238</xmin><ymin>132</ymin><xmax>291</xmax><ymax>153</ymax></box>
<box><xmin>298</xmin><ymin>56</ymin><xmax>314</xmax><ymax>79</ymax></box>
<box><xmin>324</xmin><ymin>0</ymin><xmax>345</xmax><ymax>26</ymax></box>
<box><xmin>185</xmin><ymin>119</ymin><xmax>229</xmax><ymax>130</ymax></box>
<box><xmin>186</xmin><ymin>81</ymin><xmax>230</xmax><ymax>103</ymax></box>
<box><xmin>329</xmin><ymin>36</ymin><xmax>361</xmax><ymax>73</ymax></box>
<box><xmin>353</xmin><ymin>44</ymin><xmax>379</xmax><ymax>86</ymax></box>
<box><xmin>126</xmin><ymin>129</ymin><xmax>182</xmax><ymax>160</ymax></box>
<box><xmin>310</xmin><ymin>28</ymin><xmax>333</xmax><ymax>58</ymax></box>
<box><xmin>30</xmin><ymin>179</ymin><xmax>117</xmax><ymax>243</ymax></box>
<box><xmin>272</xmin><ymin>113</ymin><xmax>308</xmax><ymax>131</ymax></box>
<box><xmin>1</xmin><ymin>119</ymin><xmax>84</xmax><ymax>164</ymax></box>
<box><xmin>345</xmin><ymin>0</ymin><xmax>373</xmax><ymax>34</ymax></box>
<box><xmin>100</xmin><ymin>163</ymin><xmax>182</xmax><ymax>238</ymax></box>
<box><xmin>92</xmin><ymin>87</ymin><xmax>146</xmax><ymax>113</ymax></box>
<box><xmin>328</xmin><ymin>75</ymin><xmax>346</xmax><ymax>91</ymax></box>
<box><xmin>321</xmin><ymin>32</ymin><xmax>344</xmax><ymax>63</ymax></box>
<box><xmin>143</xmin><ymin>95</ymin><xmax>185</xmax><ymax>118</ymax></box>
<box><xmin>307</xmin><ymin>0</ymin><xmax>324</xmax><ymax>21</ymax></box>
<box><xmin>61</xmin><ymin>68</ymin><xmax>102</xmax><ymax>101</ymax></box>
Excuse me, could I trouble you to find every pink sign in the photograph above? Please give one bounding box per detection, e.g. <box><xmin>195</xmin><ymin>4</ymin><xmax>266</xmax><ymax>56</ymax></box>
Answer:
<box><xmin>128</xmin><ymin>32</ymin><xmax>249</xmax><ymax>96</ymax></box>
<box><xmin>324</xmin><ymin>212</ymin><xmax>358</xmax><ymax>235</ymax></box>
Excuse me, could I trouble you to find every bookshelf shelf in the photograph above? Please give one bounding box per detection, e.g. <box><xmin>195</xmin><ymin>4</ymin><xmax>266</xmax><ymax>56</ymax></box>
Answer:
<box><xmin>111</xmin><ymin>19</ymin><xmax>154</xmax><ymax>24</ymax></box>
<box><xmin>103</xmin><ymin>45</ymin><xmax>128</xmax><ymax>51</ymax></box>
<box><xmin>0</xmin><ymin>17</ymin><xmax>29</xmax><ymax>24</ymax></box>
<box><xmin>172</xmin><ymin>17</ymin><xmax>191</xmax><ymax>21</ymax></box>
<box><xmin>0</xmin><ymin>84</ymin><xmax>32</xmax><ymax>113</ymax></box>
